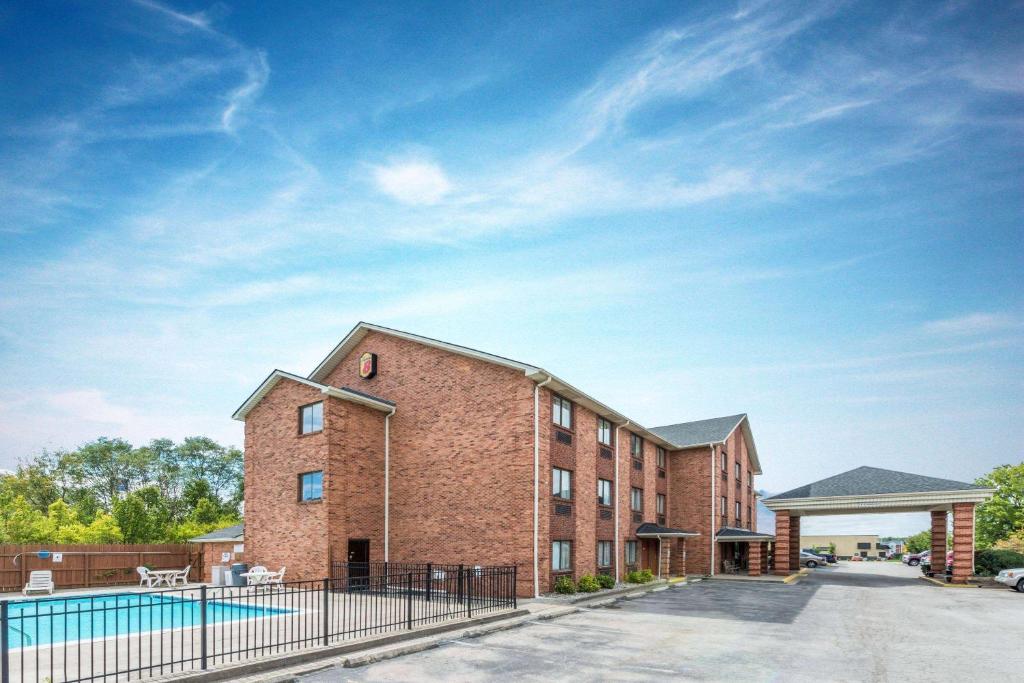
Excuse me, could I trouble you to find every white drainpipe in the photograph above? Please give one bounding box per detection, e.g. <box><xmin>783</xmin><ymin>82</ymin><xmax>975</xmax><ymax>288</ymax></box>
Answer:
<box><xmin>384</xmin><ymin>406</ymin><xmax>395</xmax><ymax>562</ymax></box>
<box><xmin>710</xmin><ymin>444</ymin><xmax>716</xmax><ymax>576</ymax></box>
<box><xmin>533</xmin><ymin>375</ymin><xmax>552</xmax><ymax>598</ymax></box>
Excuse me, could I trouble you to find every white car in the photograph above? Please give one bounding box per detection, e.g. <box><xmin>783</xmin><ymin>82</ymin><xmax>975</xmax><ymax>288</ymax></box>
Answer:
<box><xmin>994</xmin><ymin>568</ymin><xmax>1024</xmax><ymax>592</ymax></box>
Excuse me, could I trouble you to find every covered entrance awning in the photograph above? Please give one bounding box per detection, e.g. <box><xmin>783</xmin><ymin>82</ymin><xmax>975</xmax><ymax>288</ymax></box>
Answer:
<box><xmin>635</xmin><ymin>523</ymin><xmax>699</xmax><ymax>579</ymax></box>
<box><xmin>635</xmin><ymin>522</ymin><xmax>699</xmax><ymax>539</ymax></box>
<box><xmin>762</xmin><ymin>466</ymin><xmax>995</xmax><ymax>583</ymax></box>
<box><xmin>716</xmin><ymin>527</ymin><xmax>775</xmax><ymax>542</ymax></box>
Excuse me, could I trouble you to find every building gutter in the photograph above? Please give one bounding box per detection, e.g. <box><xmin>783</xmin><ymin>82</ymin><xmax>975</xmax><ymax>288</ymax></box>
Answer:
<box><xmin>383</xmin><ymin>405</ymin><xmax>396</xmax><ymax>562</ymax></box>
<box><xmin>533</xmin><ymin>375</ymin><xmax>553</xmax><ymax>598</ymax></box>
<box><xmin>615</xmin><ymin>420</ymin><xmax>630</xmax><ymax>584</ymax></box>
<box><xmin>710</xmin><ymin>444</ymin><xmax>716</xmax><ymax>577</ymax></box>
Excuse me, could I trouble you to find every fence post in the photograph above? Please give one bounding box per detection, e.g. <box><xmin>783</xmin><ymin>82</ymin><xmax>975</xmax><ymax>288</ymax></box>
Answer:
<box><xmin>322</xmin><ymin>578</ymin><xmax>330</xmax><ymax>646</ymax></box>
<box><xmin>200</xmin><ymin>584</ymin><xmax>208</xmax><ymax>670</ymax></box>
<box><xmin>406</xmin><ymin>572</ymin><xmax>413</xmax><ymax>630</ymax></box>
<box><xmin>513</xmin><ymin>565</ymin><xmax>518</xmax><ymax>609</ymax></box>
<box><xmin>426</xmin><ymin>563</ymin><xmax>432</xmax><ymax>603</ymax></box>
<box><xmin>457</xmin><ymin>564</ymin><xmax>464</xmax><ymax>604</ymax></box>
<box><xmin>467</xmin><ymin>569</ymin><xmax>473</xmax><ymax>619</ymax></box>
<box><xmin>383</xmin><ymin>561</ymin><xmax>389</xmax><ymax>595</ymax></box>
<box><xmin>1</xmin><ymin>600</ymin><xmax>9</xmax><ymax>683</ymax></box>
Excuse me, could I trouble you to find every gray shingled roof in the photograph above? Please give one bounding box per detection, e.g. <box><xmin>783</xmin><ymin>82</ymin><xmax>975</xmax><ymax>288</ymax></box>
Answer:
<box><xmin>635</xmin><ymin>522</ymin><xmax>699</xmax><ymax>536</ymax></box>
<box><xmin>650</xmin><ymin>414</ymin><xmax>746</xmax><ymax>447</ymax></box>
<box><xmin>189</xmin><ymin>523</ymin><xmax>244</xmax><ymax>542</ymax></box>
<box><xmin>766</xmin><ymin>466</ymin><xmax>986</xmax><ymax>500</ymax></box>
<box><xmin>716</xmin><ymin>527</ymin><xmax>775</xmax><ymax>540</ymax></box>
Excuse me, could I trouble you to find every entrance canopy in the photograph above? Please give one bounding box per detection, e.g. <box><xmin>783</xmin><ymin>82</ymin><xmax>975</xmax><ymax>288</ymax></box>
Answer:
<box><xmin>763</xmin><ymin>466</ymin><xmax>994</xmax><ymax>516</ymax></box>
<box><xmin>716</xmin><ymin>527</ymin><xmax>775</xmax><ymax>542</ymax></box>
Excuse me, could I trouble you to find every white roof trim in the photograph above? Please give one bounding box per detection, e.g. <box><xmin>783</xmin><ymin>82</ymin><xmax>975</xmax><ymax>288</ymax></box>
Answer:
<box><xmin>635</xmin><ymin>530</ymin><xmax>701</xmax><ymax>538</ymax></box>
<box><xmin>232</xmin><ymin>370</ymin><xmax>394</xmax><ymax>421</ymax></box>
<box><xmin>762</xmin><ymin>488</ymin><xmax>996</xmax><ymax>515</ymax></box>
<box><xmin>190</xmin><ymin>534</ymin><xmax>244</xmax><ymax>543</ymax></box>
<box><xmin>715</xmin><ymin>533</ymin><xmax>776</xmax><ymax>542</ymax></box>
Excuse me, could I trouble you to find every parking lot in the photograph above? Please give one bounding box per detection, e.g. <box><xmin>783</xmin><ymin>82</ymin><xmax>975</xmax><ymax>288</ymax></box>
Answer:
<box><xmin>300</xmin><ymin>562</ymin><xmax>1023</xmax><ymax>682</ymax></box>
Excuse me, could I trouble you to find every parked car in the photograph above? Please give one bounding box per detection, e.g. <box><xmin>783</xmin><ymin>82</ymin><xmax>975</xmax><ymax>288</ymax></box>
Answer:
<box><xmin>902</xmin><ymin>550</ymin><xmax>929</xmax><ymax>566</ymax></box>
<box><xmin>921</xmin><ymin>551</ymin><xmax>954</xmax><ymax>579</ymax></box>
<box><xmin>799</xmin><ymin>551</ymin><xmax>827</xmax><ymax>568</ymax></box>
<box><xmin>803</xmin><ymin>549</ymin><xmax>838</xmax><ymax>564</ymax></box>
<box><xmin>994</xmin><ymin>568</ymin><xmax>1024</xmax><ymax>592</ymax></box>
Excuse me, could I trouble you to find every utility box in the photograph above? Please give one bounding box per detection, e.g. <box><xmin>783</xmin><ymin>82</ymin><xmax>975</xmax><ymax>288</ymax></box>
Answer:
<box><xmin>229</xmin><ymin>562</ymin><xmax>249</xmax><ymax>587</ymax></box>
<box><xmin>211</xmin><ymin>565</ymin><xmax>226</xmax><ymax>586</ymax></box>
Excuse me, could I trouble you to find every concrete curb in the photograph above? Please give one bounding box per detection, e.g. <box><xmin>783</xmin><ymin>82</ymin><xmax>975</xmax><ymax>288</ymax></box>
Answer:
<box><xmin>160</xmin><ymin>609</ymin><xmax>529</xmax><ymax>683</ymax></box>
<box><xmin>918</xmin><ymin>576</ymin><xmax>978</xmax><ymax>588</ymax></box>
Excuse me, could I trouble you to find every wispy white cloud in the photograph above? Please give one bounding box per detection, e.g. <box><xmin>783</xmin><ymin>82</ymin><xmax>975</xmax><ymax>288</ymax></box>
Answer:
<box><xmin>922</xmin><ymin>312</ymin><xmax>1021</xmax><ymax>337</ymax></box>
<box><xmin>372</xmin><ymin>160</ymin><xmax>453</xmax><ymax>206</ymax></box>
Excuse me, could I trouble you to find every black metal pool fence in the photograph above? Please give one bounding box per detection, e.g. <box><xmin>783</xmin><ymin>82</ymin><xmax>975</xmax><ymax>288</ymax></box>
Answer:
<box><xmin>0</xmin><ymin>562</ymin><xmax>517</xmax><ymax>683</ymax></box>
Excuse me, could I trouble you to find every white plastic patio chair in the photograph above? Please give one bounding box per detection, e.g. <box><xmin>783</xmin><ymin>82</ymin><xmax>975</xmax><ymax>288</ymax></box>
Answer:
<box><xmin>267</xmin><ymin>567</ymin><xmax>286</xmax><ymax>586</ymax></box>
<box><xmin>171</xmin><ymin>564</ymin><xmax>192</xmax><ymax>586</ymax></box>
<box><xmin>24</xmin><ymin>570</ymin><xmax>54</xmax><ymax>595</ymax></box>
<box><xmin>137</xmin><ymin>566</ymin><xmax>157</xmax><ymax>588</ymax></box>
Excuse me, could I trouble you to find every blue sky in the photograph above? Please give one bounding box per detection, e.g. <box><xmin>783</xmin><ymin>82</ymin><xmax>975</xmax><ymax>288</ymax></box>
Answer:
<box><xmin>1</xmin><ymin>1</ymin><xmax>1021</xmax><ymax>536</ymax></box>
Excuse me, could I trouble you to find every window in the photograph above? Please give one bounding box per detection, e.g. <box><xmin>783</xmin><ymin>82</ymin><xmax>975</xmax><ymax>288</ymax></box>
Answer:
<box><xmin>748</xmin><ymin>506</ymin><xmax>752</xmax><ymax>528</ymax></box>
<box><xmin>597</xmin><ymin>541</ymin><xmax>612</xmax><ymax>567</ymax></box>
<box><xmin>657</xmin><ymin>494</ymin><xmax>666</xmax><ymax>524</ymax></box>
<box><xmin>630</xmin><ymin>434</ymin><xmax>643</xmax><ymax>458</ymax></box>
<box><xmin>721</xmin><ymin>450</ymin><xmax>728</xmax><ymax>472</ymax></box>
<box><xmin>597</xmin><ymin>417</ymin><xmax>612</xmax><ymax>445</ymax></box>
<box><xmin>747</xmin><ymin>471</ymin><xmax>753</xmax><ymax>487</ymax></box>
<box><xmin>856</xmin><ymin>542</ymin><xmax>871</xmax><ymax>550</ymax></box>
<box><xmin>735</xmin><ymin>462</ymin><xmax>741</xmax><ymax>479</ymax></box>
<box><xmin>721</xmin><ymin>496</ymin><xmax>727</xmax><ymax>515</ymax></box>
<box><xmin>735</xmin><ymin>501</ymin><xmax>741</xmax><ymax>520</ymax></box>
<box><xmin>552</xmin><ymin>541</ymin><xmax>572</xmax><ymax>571</ymax></box>
<box><xmin>299</xmin><ymin>402</ymin><xmax>323</xmax><ymax>434</ymax></box>
<box><xmin>630</xmin><ymin>487</ymin><xmax>643</xmax><ymax>511</ymax></box>
<box><xmin>597</xmin><ymin>479</ymin><xmax>612</xmax><ymax>506</ymax></box>
<box><xmin>552</xmin><ymin>467</ymin><xmax>572</xmax><ymax>500</ymax></box>
<box><xmin>625</xmin><ymin>540</ymin><xmax>638</xmax><ymax>566</ymax></box>
<box><xmin>552</xmin><ymin>395</ymin><xmax>572</xmax><ymax>429</ymax></box>
<box><xmin>299</xmin><ymin>471</ymin><xmax>323</xmax><ymax>501</ymax></box>
<box><xmin>656</xmin><ymin>446</ymin><xmax>666</xmax><ymax>469</ymax></box>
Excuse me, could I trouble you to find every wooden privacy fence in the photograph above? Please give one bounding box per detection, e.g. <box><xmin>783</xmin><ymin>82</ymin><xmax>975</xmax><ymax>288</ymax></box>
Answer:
<box><xmin>0</xmin><ymin>544</ymin><xmax>202</xmax><ymax>592</ymax></box>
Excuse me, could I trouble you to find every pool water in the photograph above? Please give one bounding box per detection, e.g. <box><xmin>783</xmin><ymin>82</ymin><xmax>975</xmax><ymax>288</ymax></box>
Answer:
<box><xmin>6</xmin><ymin>593</ymin><xmax>292</xmax><ymax>647</ymax></box>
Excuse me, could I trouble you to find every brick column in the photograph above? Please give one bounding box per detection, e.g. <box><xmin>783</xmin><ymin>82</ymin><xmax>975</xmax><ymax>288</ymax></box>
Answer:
<box><xmin>774</xmin><ymin>511</ymin><xmax>791</xmax><ymax>575</ymax></box>
<box><xmin>748</xmin><ymin>542</ymin><xmax>763</xmax><ymax>576</ymax></box>
<box><xmin>669</xmin><ymin>538</ymin><xmax>687</xmax><ymax>576</ymax></box>
<box><xmin>788</xmin><ymin>515</ymin><xmax>800</xmax><ymax>572</ymax></box>
<box><xmin>930</xmin><ymin>510</ymin><xmax>947</xmax><ymax>577</ymax></box>
<box><xmin>951</xmin><ymin>503</ymin><xmax>975</xmax><ymax>584</ymax></box>
<box><xmin>761</xmin><ymin>542</ymin><xmax>769</xmax><ymax>574</ymax></box>
<box><xmin>659</xmin><ymin>539</ymin><xmax>671</xmax><ymax>577</ymax></box>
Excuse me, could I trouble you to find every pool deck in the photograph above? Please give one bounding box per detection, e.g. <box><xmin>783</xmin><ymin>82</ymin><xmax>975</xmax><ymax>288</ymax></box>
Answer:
<box><xmin>1</xmin><ymin>582</ymin><xmax>207</xmax><ymax>601</ymax></box>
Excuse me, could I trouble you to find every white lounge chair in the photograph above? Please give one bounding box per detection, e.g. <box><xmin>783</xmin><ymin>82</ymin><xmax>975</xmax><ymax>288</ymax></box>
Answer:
<box><xmin>24</xmin><ymin>570</ymin><xmax>54</xmax><ymax>595</ymax></box>
<box><xmin>171</xmin><ymin>564</ymin><xmax>192</xmax><ymax>586</ymax></box>
<box><xmin>137</xmin><ymin>566</ymin><xmax>157</xmax><ymax>588</ymax></box>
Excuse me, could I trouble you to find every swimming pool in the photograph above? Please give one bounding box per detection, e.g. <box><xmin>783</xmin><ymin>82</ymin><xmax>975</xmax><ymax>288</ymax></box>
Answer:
<box><xmin>6</xmin><ymin>592</ymin><xmax>293</xmax><ymax>647</ymax></box>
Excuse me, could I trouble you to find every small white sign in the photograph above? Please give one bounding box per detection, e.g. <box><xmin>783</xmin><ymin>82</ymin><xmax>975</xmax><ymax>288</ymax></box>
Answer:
<box><xmin>221</xmin><ymin>552</ymin><xmax>231</xmax><ymax>563</ymax></box>
<box><xmin>52</xmin><ymin>553</ymin><xmax>63</xmax><ymax>563</ymax></box>
<box><xmin>233</xmin><ymin>544</ymin><xmax>244</xmax><ymax>554</ymax></box>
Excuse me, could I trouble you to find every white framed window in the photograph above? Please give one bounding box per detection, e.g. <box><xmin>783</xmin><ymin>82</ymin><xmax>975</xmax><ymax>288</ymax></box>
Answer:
<box><xmin>630</xmin><ymin>434</ymin><xmax>643</xmax><ymax>458</ymax></box>
<box><xmin>552</xmin><ymin>540</ymin><xmax>572</xmax><ymax>571</ymax></box>
<box><xmin>299</xmin><ymin>471</ymin><xmax>323</xmax><ymax>501</ymax></box>
<box><xmin>735</xmin><ymin>501</ymin><xmax>741</xmax><ymax>520</ymax></box>
<box><xmin>625</xmin><ymin>540</ymin><xmax>638</xmax><ymax>565</ymax></box>
<box><xmin>597</xmin><ymin>417</ymin><xmax>612</xmax><ymax>445</ymax></box>
<box><xmin>735</xmin><ymin>461</ymin><xmax>741</xmax><ymax>479</ymax></box>
<box><xmin>656</xmin><ymin>446</ymin><xmax>666</xmax><ymax>469</ymax></box>
<box><xmin>597</xmin><ymin>479</ymin><xmax>612</xmax><ymax>506</ymax></box>
<box><xmin>748</xmin><ymin>471</ymin><xmax>753</xmax><ymax>487</ymax></box>
<box><xmin>300</xmin><ymin>402</ymin><xmax>323</xmax><ymax>434</ymax></box>
<box><xmin>721</xmin><ymin>496</ymin><xmax>727</xmax><ymax>515</ymax></box>
<box><xmin>657</xmin><ymin>494</ymin><xmax>666</xmax><ymax>515</ymax></box>
<box><xmin>552</xmin><ymin>395</ymin><xmax>572</xmax><ymax>429</ymax></box>
<box><xmin>630</xmin><ymin>487</ymin><xmax>643</xmax><ymax>511</ymax></box>
<box><xmin>721</xmin><ymin>450</ymin><xmax>728</xmax><ymax>471</ymax></box>
<box><xmin>552</xmin><ymin>467</ymin><xmax>572</xmax><ymax>500</ymax></box>
<box><xmin>597</xmin><ymin>541</ymin><xmax>612</xmax><ymax>567</ymax></box>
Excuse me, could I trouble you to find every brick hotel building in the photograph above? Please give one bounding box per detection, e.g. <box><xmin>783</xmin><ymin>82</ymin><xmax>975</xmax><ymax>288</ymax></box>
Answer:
<box><xmin>234</xmin><ymin>322</ymin><xmax>773</xmax><ymax>597</ymax></box>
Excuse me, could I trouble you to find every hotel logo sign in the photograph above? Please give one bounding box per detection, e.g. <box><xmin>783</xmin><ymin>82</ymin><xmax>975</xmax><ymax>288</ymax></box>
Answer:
<box><xmin>359</xmin><ymin>352</ymin><xmax>377</xmax><ymax>379</ymax></box>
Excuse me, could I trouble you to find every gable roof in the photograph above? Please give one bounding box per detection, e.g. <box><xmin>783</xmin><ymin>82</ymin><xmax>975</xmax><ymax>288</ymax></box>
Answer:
<box><xmin>650</xmin><ymin>414</ymin><xmax>761</xmax><ymax>474</ymax></box>
<box><xmin>189</xmin><ymin>523</ymin><xmax>244</xmax><ymax>543</ymax></box>
<box><xmin>635</xmin><ymin>522</ymin><xmax>699</xmax><ymax>537</ymax></box>
<box><xmin>766</xmin><ymin>466</ymin><xmax>987</xmax><ymax>501</ymax></box>
<box><xmin>305</xmin><ymin>322</ymin><xmax>681</xmax><ymax>449</ymax></box>
<box><xmin>232</xmin><ymin>369</ymin><xmax>395</xmax><ymax>421</ymax></box>
<box><xmin>715</xmin><ymin>526</ymin><xmax>775</xmax><ymax>541</ymax></box>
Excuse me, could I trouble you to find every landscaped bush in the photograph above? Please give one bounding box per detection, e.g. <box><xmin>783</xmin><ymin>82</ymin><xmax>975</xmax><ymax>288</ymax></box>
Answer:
<box><xmin>554</xmin><ymin>575</ymin><xmax>577</xmax><ymax>594</ymax></box>
<box><xmin>577</xmin><ymin>574</ymin><xmax>600</xmax><ymax>592</ymax></box>
<box><xmin>626</xmin><ymin>569</ymin><xmax>653</xmax><ymax>584</ymax></box>
<box><xmin>596</xmin><ymin>573</ymin><xmax>615</xmax><ymax>589</ymax></box>
<box><xmin>974</xmin><ymin>548</ymin><xmax>1024</xmax><ymax>576</ymax></box>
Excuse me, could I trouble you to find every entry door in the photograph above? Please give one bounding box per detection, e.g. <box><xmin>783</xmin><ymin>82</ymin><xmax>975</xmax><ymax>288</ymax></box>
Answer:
<box><xmin>643</xmin><ymin>540</ymin><xmax>658</xmax><ymax>572</ymax></box>
<box><xmin>347</xmin><ymin>539</ymin><xmax>370</xmax><ymax>590</ymax></box>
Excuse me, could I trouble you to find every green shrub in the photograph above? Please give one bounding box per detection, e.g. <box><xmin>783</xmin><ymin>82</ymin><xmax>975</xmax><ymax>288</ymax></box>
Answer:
<box><xmin>596</xmin><ymin>573</ymin><xmax>615</xmax><ymax>589</ymax></box>
<box><xmin>626</xmin><ymin>570</ymin><xmax>641</xmax><ymax>583</ymax></box>
<box><xmin>577</xmin><ymin>574</ymin><xmax>600</xmax><ymax>592</ymax></box>
<box><xmin>553</xmin><ymin>575</ymin><xmax>576</xmax><ymax>594</ymax></box>
<box><xmin>975</xmin><ymin>549</ymin><xmax>1024</xmax><ymax>576</ymax></box>
<box><xmin>638</xmin><ymin>569</ymin><xmax>654</xmax><ymax>583</ymax></box>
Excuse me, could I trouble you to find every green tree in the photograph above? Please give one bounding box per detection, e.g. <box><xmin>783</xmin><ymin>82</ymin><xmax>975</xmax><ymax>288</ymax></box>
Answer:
<box><xmin>113</xmin><ymin>491</ymin><xmax>161</xmax><ymax>543</ymax></box>
<box><xmin>77</xmin><ymin>437</ymin><xmax>153</xmax><ymax>508</ymax></box>
<box><xmin>79</xmin><ymin>512</ymin><xmax>123</xmax><ymax>543</ymax></box>
<box><xmin>975</xmin><ymin>463</ymin><xmax>1024</xmax><ymax>548</ymax></box>
<box><xmin>2</xmin><ymin>496</ymin><xmax>51</xmax><ymax>543</ymax></box>
<box><xmin>906</xmin><ymin>530</ymin><xmax>931</xmax><ymax>553</ymax></box>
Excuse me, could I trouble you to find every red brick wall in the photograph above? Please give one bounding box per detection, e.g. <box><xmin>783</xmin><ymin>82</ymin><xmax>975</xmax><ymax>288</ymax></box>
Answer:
<box><xmin>668</xmin><ymin>445</ymin><xmax>713</xmax><ymax>574</ymax></box>
<box><xmin>244</xmin><ymin>379</ymin><xmax>330</xmax><ymax>581</ymax></box>
<box><xmin>200</xmin><ymin>542</ymin><xmax>241</xmax><ymax>582</ymax></box>
<box><xmin>321</xmin><ymin>331</ymin><xmax>537</xmax><ymax>597</ymax></box>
